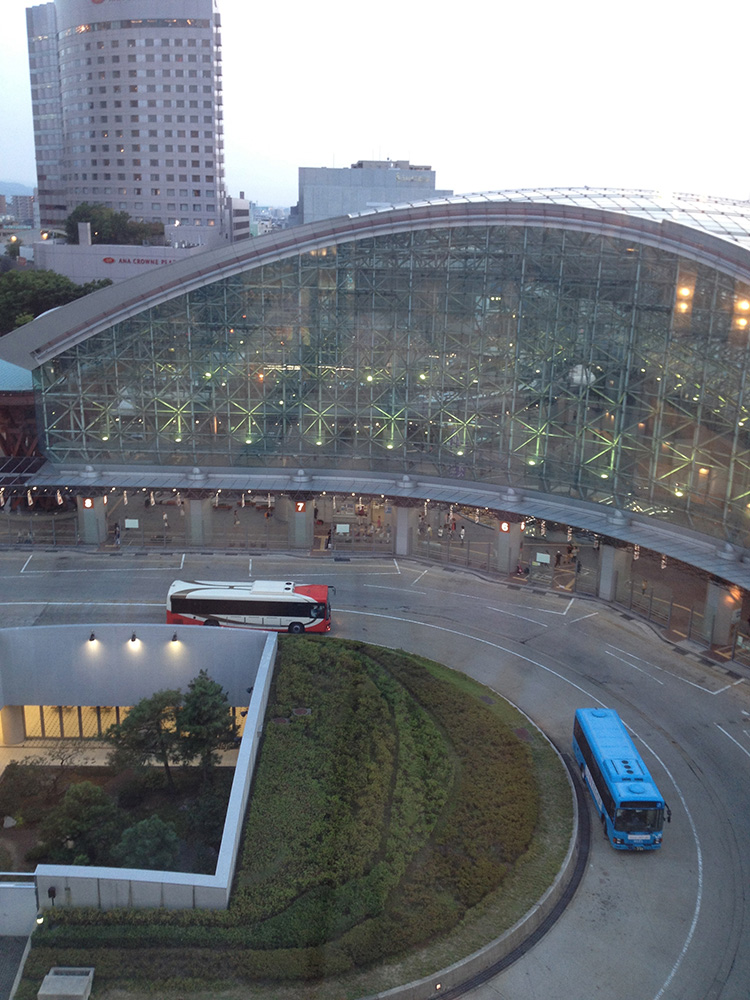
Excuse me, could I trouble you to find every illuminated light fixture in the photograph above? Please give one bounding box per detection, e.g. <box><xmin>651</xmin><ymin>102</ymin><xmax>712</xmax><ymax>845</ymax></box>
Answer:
<box><xmin>419</xmin><ymin>373</ymin><xmax>427</xmax><ymax>380</ymax></box>
<box><xmin>699</xmin><ymin>467</ymin><xmax>709</xmax><ymax>475</ymax></box>
<box><xmin>130</xmin><ymin>632</ymin><xmax>137</xmax><ymax>643</ymax></box>
<box><xmin>366</xmin><ymin>375</ymin><xmax>373</xmax><ymax>382</ymax></box>
<box><xmin>101</xmin><ymin>435</ymin><xmax>109</xmax><ymax>441</ymax></box>
<box><xmin>56</xmin><ymin>490</ymin><xmax>63</xmax><ymax>506</ymax></box>
<box><xmin>36</xmin><ymin>913</ymin><xmax>44</xmax><ymax>926</ymax></box>
<box><xmin>316</xmin><ymin>440</ymin><xmax>322</xmax><ymax>446</ymax></box>
<box><xmin>675</xmin><ymin>488</ymin><xmax>684</xmax><ymax>497</ymax></box>
<box><xmin>89</xmin><ymin>632</ymin><xmax>96</xmax><ymax>642</ymax></box>
<box><xmin>677</xmin><ymin>301</ymin><xmax>689</xmax><ymax>313</ymax></box>
<box><xmin>172</xmin><ymin>633</ymin><xmax>178</xmax><ymax>642</ymax></box>
<box><xmin>175</xmin><ymin>436</ymin><xmax>182</xmax><ymax>443</ymax></box>
<box><xmin>386</xmin><ymin>443</ymin><xmax>393</xmax><ymax>450</ymax></box>
<box><xmin>456</xmin><ymin>450</ymin><xmax>464</xmax><ymax>456</ymax></box>
<box><xmin>600</xmin><ymin>473</ymin><xmax>609</xmax><ymax>479</ymax></box>
<box><xmin>103</xmin><ymin>496</ymin><xmax>107</xmax><ymax>505</ymax></box>
<box><xmin>737</xmin><ymin>299</ymin><xmax>750</xmax><ymax>311</ymax></box>
<box><xmin>678</xmin><ymin>285</ymin><xmax>692</xmax><ymax>298</ymax></box>
<box><xmin>527</xmin><ymin>459</ymin><xmax>536</xmax><ymax>466</ymax></box>
<box><xmin>737</xmin><ymin>317</ymin><xmax>748</xmax><ymax>328</ymax></box>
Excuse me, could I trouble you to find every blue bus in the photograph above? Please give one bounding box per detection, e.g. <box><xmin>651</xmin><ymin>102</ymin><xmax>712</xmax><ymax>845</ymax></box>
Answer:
<box><xmin>572</xmin><ymin>708</ymin><xmax>670</xmax><ymax>850</ymax></box>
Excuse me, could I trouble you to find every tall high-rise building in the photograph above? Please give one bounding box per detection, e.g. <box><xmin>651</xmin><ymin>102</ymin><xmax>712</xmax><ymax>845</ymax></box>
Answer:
<box><xmin>26</xmin><ymin>0</ymin><xmax>226</xmax><ymax>235</ymax></box>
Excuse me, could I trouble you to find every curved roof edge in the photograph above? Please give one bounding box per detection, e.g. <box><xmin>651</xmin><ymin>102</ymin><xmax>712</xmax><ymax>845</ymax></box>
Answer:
<box><xmin>23</xmin><ymin>462</ymin><xmax>750</xmax><ymax>590</ymax></box>
<box><xmin>2</xmin><ymin>197</ymin><xmax>750</xmax><ymax>371</ymax></box>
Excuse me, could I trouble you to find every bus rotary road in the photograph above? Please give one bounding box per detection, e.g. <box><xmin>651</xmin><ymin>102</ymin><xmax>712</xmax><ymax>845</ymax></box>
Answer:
<box><xmin>1</xmin><ymin>548</ymin><xmax>748</xmax><ymax>1000</ymax></box>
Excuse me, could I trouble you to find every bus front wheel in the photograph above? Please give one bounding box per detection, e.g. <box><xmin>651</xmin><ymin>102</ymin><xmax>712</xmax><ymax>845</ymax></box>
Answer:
<box><xmin>204</xmin><ymin>618</ymin><xmax>220</xmax><ymax>627</ymax></box>
<box><xmin>288</xmin><ymin>622</ymin><xmax>305</xmax><ymax>634</ymax></box>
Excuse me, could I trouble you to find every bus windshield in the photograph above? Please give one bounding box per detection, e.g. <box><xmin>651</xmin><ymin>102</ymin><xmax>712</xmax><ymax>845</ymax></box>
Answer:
<box><xmin>615</xmin><ymin>806</ymin><xmax>663</xmax><ymax>833</ymax></box>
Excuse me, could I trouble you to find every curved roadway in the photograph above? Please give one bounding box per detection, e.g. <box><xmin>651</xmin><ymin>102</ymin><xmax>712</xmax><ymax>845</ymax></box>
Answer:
<box><xmin>3</xmin><ymin>549</ymin><xmax>749</xmax><ymax>1000</ymax></box>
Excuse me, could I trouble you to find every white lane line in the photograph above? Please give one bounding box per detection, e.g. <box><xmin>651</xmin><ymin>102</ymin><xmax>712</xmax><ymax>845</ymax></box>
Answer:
<box><xmin>716</xmin><ymin>724</ymin><xmax>750</xmax><ymax>760</ymax></box>
<box><xmin>17</xmin><ymin>566</ymin><xmax>182</xmax><ymax>574</ymax></box>
<box><xmin>338</xmin><ymin>606</ymin><xmax>703</xmax><ymax>1000</ymax></box>
<box><xmin>712</xmin><ymin>679</ymin><xmax>745</xmax><ymax>695</ymax></box>
<box><xmin>393</xmin><ymin>559</ymin><xmax>401</xmax><ymax>574</ymax></box>
<box><xmin>605</xmin><ymin>649</ymin><xmax>665</xmax><ymax>684</ymax></box>
<box><xmin>569</xmin><ymin>612</ymin><xmax>599</xmax><ymax>623</ymax></box>
<box><xmin>642</xmin><ymin>735</ymin><xmax>703</xmax><ymax>1000</ymax></box>
<box><xmin>606</xmin><ymin>643</ymin><xmax>734</xmax><ymax>694</ymax></box>
<box><xmin>412</xmin><ymin>568</ymin><xmax>429</xmax><ymax>585</ymax></box>
<box><xmin>364</xmin><ymin>585</ymin><xmax>428</xmax><ymax>595</ymax></box>
<box><xmin>485</xmin><ymin>604</ymin><xmax>549</xmax><ymax>626</ymax></box>
<box><xmin>0</xmin><ymin>601</ymin><xmax>163</xmax><ymax>607</ymax></box>
<box><xmin>20</xmin><ymin>554</ymin><xmax>33</xmax><ymax>573</ymax></box>
<box><xmin>531</xmin><ymin>597</ymin><xmax>575</xmax><ymax>616</ymax></box>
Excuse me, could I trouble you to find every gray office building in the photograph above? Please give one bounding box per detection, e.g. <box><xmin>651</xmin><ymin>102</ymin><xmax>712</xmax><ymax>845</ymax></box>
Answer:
<box><xmin>26</xmin><ymin>0</ymin><xmax>226</xmax><ymax>233</ymax></box>
<box><xmin>295</xmin><ymin>159</ymin><xmax>453</xmax><ymax>225</ymax></box>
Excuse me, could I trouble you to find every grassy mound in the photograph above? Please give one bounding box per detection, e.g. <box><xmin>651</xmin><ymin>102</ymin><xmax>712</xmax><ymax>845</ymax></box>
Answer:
<box><xmin>18</xmin><ymin>638</ymin><xmax>570</xmax><ymax>999</ymax></box>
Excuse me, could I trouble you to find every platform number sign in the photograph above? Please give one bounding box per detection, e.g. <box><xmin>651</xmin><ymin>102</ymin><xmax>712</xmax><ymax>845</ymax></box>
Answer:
<box><xmin>295</xmin><ymin>501</ymin><xmax>306</xmax><ymax>513</ymax></box>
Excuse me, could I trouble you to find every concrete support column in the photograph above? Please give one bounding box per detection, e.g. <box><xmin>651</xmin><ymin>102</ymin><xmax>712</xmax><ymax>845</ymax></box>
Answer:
<box><xmin>76</xmin><ymin>496</ymin><xmax>107</xmax><ymax>545</ymax></box>
<box><xmin>183</xmin><ymin>498</ymin><xmax>214</xmax><ymax>546</ymax></box>
<box><xmin>394</xmin><ymin>505</ymin><xmax>418</xmax><ymax>556</ymax></box>
<box><xmin>284</xmin><ymin>497</ymin><xmax>314</xmax><ymax>550</ymax></box>
<box><xmin>598</xmin><ymin>544</ymin><xmax>629</xmax><ymax>602</ymax></box>
<box><xmin>704</xmin><ymin>578</ymin><xmax>742</xmax><ymax>646</ymax></box>
<box><xmin>493</xmin><ymin>522</ymin><xmax>523</xmax><ymax>576</ymax></box>
<box><xmin>0</xmin><ymin>705</ymin><xmax>25</xmax><ymax>746</ymax></box>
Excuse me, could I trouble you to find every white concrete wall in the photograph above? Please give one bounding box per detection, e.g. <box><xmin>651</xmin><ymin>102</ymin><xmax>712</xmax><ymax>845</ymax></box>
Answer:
<box><xmin>34</xmin><ymin>632</ymin><xmax>277</xmax><ymax>911</ymax></box>
<box><xmin>0</xmin><ymin>881</ymin><xmax>37</xmax><ymax>934</ymax></box>
<box><xmin>0</xmin><ymin>624</ymin><xmax>270</xmax><ymax>711</ymax></box>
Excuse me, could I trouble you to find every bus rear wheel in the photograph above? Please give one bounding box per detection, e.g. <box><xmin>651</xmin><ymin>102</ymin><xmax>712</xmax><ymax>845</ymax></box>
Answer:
<box><xmin>288</xmin><ymin>622</ymin><xmax>305</xmax><ymax>634</ymax></box>
<box><xmin>204</xmin><ymin>618</ymin><xmax>220</xmax><ymax>626</ymax></box>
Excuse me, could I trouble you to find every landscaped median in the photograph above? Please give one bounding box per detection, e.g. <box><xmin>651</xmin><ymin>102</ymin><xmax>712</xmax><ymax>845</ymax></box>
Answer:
<box><xmin>15</xmin><ymin>638</ymin><xmax>575</xmax><ymax>1000</ymax></box>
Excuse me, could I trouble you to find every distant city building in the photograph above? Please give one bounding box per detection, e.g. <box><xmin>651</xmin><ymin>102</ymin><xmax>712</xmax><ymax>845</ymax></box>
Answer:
<box><xmin>293</xmin><ymin>159</ymin><xmax>452</xmax><ymax>225</ymax></box>
<box><xmin>224</xmin><ymin>192</ymin><xmax>251</xmax><ymax>242</ymax></box>
<box><xmin>26</xmin><ymin>0</ymin><xmax>227</xmax><ymax>236</ymax></box>
<box><xmin>10</xmin><ymin>195</ymin><xmax>34</xmax><ymax>227</ymax></box>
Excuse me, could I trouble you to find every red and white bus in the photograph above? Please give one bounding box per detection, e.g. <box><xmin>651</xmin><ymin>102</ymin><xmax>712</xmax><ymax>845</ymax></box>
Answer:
<box><xmin>166</xmin><ymin>579</ymin><xmax>332</xmax><ymax>633</ymax></box>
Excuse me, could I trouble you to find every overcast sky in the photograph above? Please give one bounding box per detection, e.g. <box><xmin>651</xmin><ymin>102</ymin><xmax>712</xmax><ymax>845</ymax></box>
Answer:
<box><xmin>2</xmin><ymin>0</ymin><xmax>748</xmax><ymax>208</ymax></box>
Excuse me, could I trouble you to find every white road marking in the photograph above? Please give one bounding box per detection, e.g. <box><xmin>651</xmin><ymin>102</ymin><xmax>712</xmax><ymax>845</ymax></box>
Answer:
<box><xmin>485</xmin><ymin>604</ymin><xmax>548</xmax><ymax>626</ymax></box>
<box><xmin>716</xmin><ymin>724</ymin><xmax>750</xmax><ymax>760</ymax></box>
<box><xmin>605</xmin><ymin>649</ymin><xmax>665</xmax><ymax>684</ymax></box>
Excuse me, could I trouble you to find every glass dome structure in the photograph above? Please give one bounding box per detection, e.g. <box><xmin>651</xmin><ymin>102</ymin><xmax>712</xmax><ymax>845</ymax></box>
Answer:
<box><xmin>6</xmin><ymin>190</ymin><xmax>750</xmax><ymax>548</ymax></box>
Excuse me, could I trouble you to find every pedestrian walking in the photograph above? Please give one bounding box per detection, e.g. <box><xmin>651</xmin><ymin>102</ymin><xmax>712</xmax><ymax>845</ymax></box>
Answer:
<box><xmin>437</xmin><ymin>525</ymin><xmax>444</xmax><ymax>539</ymax></box>
<box><xmin>459</xmin><ymin>526</ymin><xmax>465</xmax><ymax>545</ymax></box>
<box><xmin>555</xmin><ymin>550</ymin><xmax>562</xmax><ymax>567</ymax></box>
<box><xmin>113</xmin><ymin>522</ymin><xmax>121</xmax><ymax>547</ymax></box>
<box><xmin>162</xmin><ymin>512</ymin><xmax>169</xmax><ymax>531</ymax></box>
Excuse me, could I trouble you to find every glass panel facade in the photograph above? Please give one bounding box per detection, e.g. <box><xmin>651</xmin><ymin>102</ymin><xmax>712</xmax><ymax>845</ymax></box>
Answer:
<box><xmin>34</xmin><ymin>224</ymin><xmax>750</xmax><ymax>545</ymax></box>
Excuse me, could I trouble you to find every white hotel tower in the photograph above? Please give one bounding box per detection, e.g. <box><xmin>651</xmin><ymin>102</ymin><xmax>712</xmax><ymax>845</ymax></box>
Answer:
<box><xmin>26</xmin><ymin>0</ymin><xmax>226</xmax><ymax>236</ymax></box>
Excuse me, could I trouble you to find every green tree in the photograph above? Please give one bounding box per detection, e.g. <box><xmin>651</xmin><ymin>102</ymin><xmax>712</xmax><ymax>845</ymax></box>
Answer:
<box><xmin>64</xmin><ymin>202</ymin><xmax>164</xmax><ymax>245</ymax></box>
<box><xmin>106</xmin><ymin>689</ymin><xmax>183</xmax><ymax>791</ymax></box>
<box><xmin>0</xmin><ymin>270</ymin><xmax>111</xmax><ymax>335</ymax></box>
<box><xmin>177</xmin><ymin>670</ymin><xmax>237</xmax><ymax>785</ymax></box>
<box><xmin>114</xmin><ymin>815</ymin><xmax>180</xmax><ymax>870</ymax></box>
<box><xmin>39</xmin><ymin>781</ymin><xmax>123</xmax><ymax>865</ymax></box>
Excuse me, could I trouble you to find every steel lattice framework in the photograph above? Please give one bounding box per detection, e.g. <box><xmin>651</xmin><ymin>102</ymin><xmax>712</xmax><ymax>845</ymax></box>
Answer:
<box><xmin>31</xmin><ymin>217</ymin><xmax>750</xmax><ymax>546</ymax></box>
